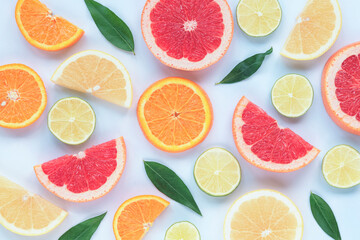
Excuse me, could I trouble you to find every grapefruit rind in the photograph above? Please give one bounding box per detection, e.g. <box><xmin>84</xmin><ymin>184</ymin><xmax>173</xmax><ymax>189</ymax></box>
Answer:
<box><xmin>233</xmin><ymin>96</ymin><xmax>319</xmax><ymax>172</ymax></box>
<box><xmin>34</xmin><ymin>137</ymin><xmax>126</xmax><ymax>202</ymax></box>
<box><xmin>141</xmin><ymin>0</ymin><xmax>234</xmax><ymax>71</ymax></box>
<box><xmin>322</xmin><ymin>42</ymin><xmax>360</xmax><ymax>135</ymax></box>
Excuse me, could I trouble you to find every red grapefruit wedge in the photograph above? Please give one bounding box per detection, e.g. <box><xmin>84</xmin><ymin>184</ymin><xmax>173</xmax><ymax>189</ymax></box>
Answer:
<box><xmin>141</xmin><ymin>0</ymin><xmax>233</xmax><ymax>71</ymax></box>
<box><xmin>233</xmin><ymin>97</ymin><xmax>319</xmax><ymax>172</ymax></box>
<box><xmin>322</xmin><ymin>42</ymin><xmax>360</xmax><ymax>135</ymax></box>
<box><xmin>34</xmin><ymin>137</ymin><xmax>126</xmax><ymax>202</ymax></box>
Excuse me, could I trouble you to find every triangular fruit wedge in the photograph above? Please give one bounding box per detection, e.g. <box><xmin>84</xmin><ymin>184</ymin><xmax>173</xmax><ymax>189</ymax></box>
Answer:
<box><xmin>233</xmin><ymin>97</ymin><xmax>319</xmax><ymax>172</ymax></box>
<box><xmin>34</xmin><ymin>137</ymin><xmax>126</xmax><ymax>202</ymax></box>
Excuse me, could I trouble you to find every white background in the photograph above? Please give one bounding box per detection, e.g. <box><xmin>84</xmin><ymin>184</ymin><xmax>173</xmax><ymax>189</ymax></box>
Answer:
<box><xmin>0</xmin><ymin>0</ymin><xmax>360</xmax><ymax>239</ymax></box>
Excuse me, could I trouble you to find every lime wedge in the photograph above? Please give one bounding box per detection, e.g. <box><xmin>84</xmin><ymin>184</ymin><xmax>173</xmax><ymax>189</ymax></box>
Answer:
<box><xmin>165</xmin><ymin>221</ymin><xmax>200</xmax><ymax>240</ymax></box>
<box><xmin>194</xmin><ymin>148</ymin><xmax>241</xmax><ymax>197</ymax></box>
<box><xmin>322</xmin><ymin>145</ymin><xmax>360</xmax><ymax>188</ymax></box>
<box><xmin>271</xmin><ymin>74</ymin><xmax>313</xmax><ymax>117</ymax></box>
<box><xmin>48</xmin><ymin>97</ymin><xmax>95</xmax><ymax>145</ymax></box>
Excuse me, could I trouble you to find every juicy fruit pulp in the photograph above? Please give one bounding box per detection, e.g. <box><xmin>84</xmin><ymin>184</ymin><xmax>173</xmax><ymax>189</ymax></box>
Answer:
<box><xmin>137</xmin><ymin>77</ymin><xmax>213</xmax><ymax>152</ymax></box>
<box><xmin>0</xmin><ymin>176</ymin><xmax>67</xmax><ymax>236</ymax></box>
<box><xmin>233</xmin><ymin>97</ymin><xmax>319</xmax><ymax>172</ymax></box>
<box><xmin>141</xmin><ymin>0</ymin><xmax>233</xmax><ymax>71</ymax></box>
<box><xmin>15</xmin><ymin>0</ymin><xmax>84</xmax><ymax>51</ymax></box>
<box><xmin>51</xmin><ymin>50</ymin><xmax>132</xmax><ymax>107</ymax></box>
<box><xmin>34</xmin><ymin>137</ymin><xmax>126</xmax><ymax>202</ymax></box>
<box><xmin>224</xmin><ymin>189</ymin><xmax>303</xmax><ymax>240</ymax></box>
<box><xmin>113</xmin><ymin>195</ymin><xmax>169</xmax><ymax>240</ymax></box>
<box><xmin>165</xmin><ymin>221</ymin><xmax>200</xmax><ymax>240</ymax></box>
<box><xmin>0</xmin><ymin>64</ymin><xmax>47</xmax><ymax>128</ymax></box>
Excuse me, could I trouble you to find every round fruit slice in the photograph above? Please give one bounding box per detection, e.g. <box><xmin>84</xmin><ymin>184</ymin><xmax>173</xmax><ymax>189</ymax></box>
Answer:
<box><xmin>194</xmin><ymin>147</ymin><xmax>241</xmax><ymax>197</ymax></box>
<box><xmin>236</xmin><ymin>0</ymin><xmax>281</xmax><ymax>37</ymax></box>
<box><xmin>165</xmin><ymin>221</ymin><xmax>200</xmax><ymax>240</ymax></box>
<box><xmin>322</xmin><ymin>42</ymin><xmax>360</xmax><ymax>135</ymax></box>
<box><xmin>0</xmin><ymin>64</ymin><xmax>47</xmax><ymax>129</ymax></box>
<box><xmin>137</xmin><ymin>77</ymin><xmax>213</xmax><ymax>152</ymax></box>
<box><xmin>141</xmin><ymin>0</ymin><xmax>233</xmax><ymax>71</ymax></box>
<box><xmin>0</xmin><ymin>176</ymin><xmax>67</xmax><ymax>236</ymax></box>
<box><xmin>113</xmin><ymin>195</ymin><xmax>169</xmax><ymax>240</ymax></box>
<box><xmin>34</xmin><ymin>137</ymin><xmax>126</xmax><ymax>202</ymax></box>
<box><xmin>281</xmin><ymin>0</ymin><xmax>341</xmax><ymax>60</ymax></box>
<box><xmin>15</xmin><ymin>0</ymin><xmax>84</xmax><ymax>51</ymax></box>
<box><xmin>224</xmin><ymin>189</ymin><xmax>303</xmax><ymax>240</ymax></box>
<box><xmin>48</xmin><ymin>97</ymin><xmax>96</xmax><ymax>145</ymax></box>
<box><xmin>271</xmin><ymin>74</ymin><xmax>314</xmax><ymax>118</ymax></box>
<box><xmin>51</xmin><ymin>50</ymin><xmax>132</xmax><ymax>108</ymax></box>
<box><xmin>233</xmin><ymin>96</ymin><xmax>319</xmax><ymax>172</ymax></box>
<box><xmin>322</xmin><ymin>145</ymin><xmax>360</xmax><ymax>188</ymax></box>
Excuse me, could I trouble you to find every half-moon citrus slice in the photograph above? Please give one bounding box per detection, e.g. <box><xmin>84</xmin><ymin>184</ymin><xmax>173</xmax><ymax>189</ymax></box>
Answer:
<box><xmin>233</xmin><ymin>96</ymin><xmax>319</xmax><ymax>172</ymax></box>
<box><xmin>141</xmin><ymin>0</ymin><xmax>233</xmax><ymax>71</ymax></box>
<box><xmin>34</xmin><ymin>137</ymin><xmax>126</xmax><ymax>202</ymax></box>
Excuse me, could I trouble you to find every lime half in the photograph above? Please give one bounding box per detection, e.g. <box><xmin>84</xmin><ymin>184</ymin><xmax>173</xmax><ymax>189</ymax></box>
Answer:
<box><xmin>271</xmin><ymin>74</ymin><xmax>313</xmax><ymax>117</ymax></box>
<box><xmin>194</xmin><ymin>148</ymin><xmax>241</xmax><ymax>197</ymax></box>
<box><xmin>236</xmin><ymin>0</ymin><xmax>282</xmax><ymax>37</ymax></box>
<box><xmin>322</xmin><ymin>145</ymin><xmax>360</xmax><ymax>188</ymax></box>
<box><xmin>48</xmin><ymin>97</ymin><xmax>95</xmax><ymax>145</ymax></box>
<box><xmin>165</xmin><ymin>221</ymin><xmax>200</xmax><ymax>240</ymax></box>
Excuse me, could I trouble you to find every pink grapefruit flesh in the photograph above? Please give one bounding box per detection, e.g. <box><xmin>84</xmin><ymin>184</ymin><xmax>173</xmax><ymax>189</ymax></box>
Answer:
<box><xmin>34</xmin><ymin>137</ymin><xmax>126</xmax><ymax>202</ymax></box>
<box><xmin>233</xmin><ymin>97</ymin><xmax>319</xmax><ymax>172</ymax></box>
<box><xmin>141</xmin><ymin>0</ymin><xmax>233</xmax><ymax>71</ymax></box>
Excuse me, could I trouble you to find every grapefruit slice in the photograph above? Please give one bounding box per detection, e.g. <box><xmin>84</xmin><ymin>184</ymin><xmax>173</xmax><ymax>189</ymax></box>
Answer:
<box><xmin>141</xmin><ymin>0</ymin><xmax>233</xmax><ymax>71</ymax></box>
<box><xmin>34</xmin><ymin>137</ymin><xmax>126</xmax><ymax>202</ymax></box>
<box><xmin>322</xmin><ymin>42</ymin><xmax>360</xmax><ymax>135</ymax></box>
<box><xmin>232</xmin><ymin>97</ymin><xmax>319</xmax><ymax>172</ymax></box>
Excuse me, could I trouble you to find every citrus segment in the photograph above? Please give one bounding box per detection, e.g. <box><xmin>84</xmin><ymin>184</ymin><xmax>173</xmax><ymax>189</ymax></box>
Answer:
<box><xmin>165</xmin><ymin>221</ymin><xmax>200</xmax><ymax>240</ymax></box>
<box><xmin>51</xmin><ymin>50</ymin><xmax>132</xmax><ymax>107</ymax></box>
<box><xmin>15</xmin><ymin>0</ymin><xmax>84</xmax><ymax>51</ymax></box>
<box><xmin>236</xmin><ymin>0</ymin><xmax>281</xmax><ymax>37</ymax></box>
<box><xmin>281</xmin><ymin>0</ymin><xmax>341</xmax><ymax>60</ymax></box>
<box><xmin>113</xmin><ymin>195</ymin><xmax>169</xmax><ymax>240</ymax></box>
<box><xmin>48</xmin><ymin>97</ymin><xmax>96</xmax><ymax>145</ymax></box>
<box><xmin>322</xmin><ymin>145</ymin><xmax>360</xmax><ymax>188</ymax></box>
<box><xmin>0</xmin><ymin>64</ymin><xmax>47</xmax><ymax>129</ymax></box>
<box><xmin>141</xmin><ymin>0</ymin><xmax>233</xmax><ymax>71</ymax></box>
<box><xmin>0</xmin><ymin>176</ymin><xmax>67</xmax><ymax>236</ymax></box>
<box><xmin>233</xmin><ymin>97</ymin><xmax>319</xmax><ymax>172</ymax></box>
<box><xmin>194</xmin><ymin>147</ymin><xmax>241</xmax><ymax>196</ymax></box>
<box><xmin>224</xmin><ymin>189</ymin><xmax>303</xmax><ymax>240</ymax></box>
<box><xmin>137</xmin><ymin>77</ymin><xmax>213</xmax><ymax>152</ymax></box>
<box><xmin>271</xmin><ymin>74</ymin><xmax>313</xmax><ymax>117</ymax></box>
<box><xmin>34</xmin><ymin>137</ymin><xmax>126</xmax><ymax>202</ymax></box>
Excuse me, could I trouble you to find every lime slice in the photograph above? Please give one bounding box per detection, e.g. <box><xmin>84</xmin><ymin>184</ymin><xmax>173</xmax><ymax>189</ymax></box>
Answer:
<box><xmin>236</xmin><ymin>0</ymin><xmax>282</xmax><ymax>37</ymax></box>
<box><xmin>194</xmin><ymin>148</ymin><xmax>241</xmax><ymax>197</ymax></box>
<box><xmin>271</xmin><ymin>74</ymin><xmax>313</xmax><ymax>117</ymax></box>
<box><xmin>48</xmin><ymin>97</ymin><xmax>96</xmax><ymax>145</ymax></box>
<box><xmin>165</xmin><ymin>221</ymin><xmax>200</xmax><ymax>240</ymax></box>
<box><xmin>322</xmin><ymin>145</ymin><xmax>360</xmax><ymax>188</ymax></box>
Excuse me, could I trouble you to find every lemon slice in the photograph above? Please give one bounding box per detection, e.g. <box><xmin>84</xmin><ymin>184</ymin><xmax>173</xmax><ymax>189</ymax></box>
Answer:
<box><xmin>271</xmin><ymin>74</ymin><xmax>313</xmax><ymax>118</ymax></box>
<box><xmin>236</xmin><ymin>0</ymin><xmax>282</xmax><ymax>37</ymax></box>
<box><xmin>165</xmin><ymin>221</ymin><xmax>200</xmax><ymax>240</ymax></box>
<box><xmin>0</xmin><ymin>176</ymin><xmax>67</xmax><ymax>236</ymax></box>
<box><xmin>322</xmin><ymin>145</ymin><xmax>360</xmax><ymax>188</ymax></box>
<box><xmin>48</xmin><ymin>97</ymin><xmax>96</xmax><ymax>145</ymax></box>
<box><xmin>194</xmin><ymin>147</ymin><xmax>241</xmax><ymax>197</ymax></box>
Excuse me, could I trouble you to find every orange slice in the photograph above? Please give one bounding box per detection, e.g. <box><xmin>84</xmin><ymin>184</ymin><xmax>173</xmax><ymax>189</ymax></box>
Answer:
<box><xmin>281</xmin><ymin>0</ymin><xmax>341</xmax><ymax>60</ymax></box>
<box><xmin>15</xmin><ymin>0</ymin><xmax>84</xmax><ymax>51</ymax></box>
<box><xmin>137</xmin><ymin>77</ymin><xmax>213</xmax><ymax>152</ymax></box>
<box><xmin>113</xmin><ymin>195</ymin><xmax>169</xmax><ymax>240</ymax></box>
<box><xmin>0</xmin><ymin>64</ymin><xmax>47</xmax><ymax>129</ymax></box>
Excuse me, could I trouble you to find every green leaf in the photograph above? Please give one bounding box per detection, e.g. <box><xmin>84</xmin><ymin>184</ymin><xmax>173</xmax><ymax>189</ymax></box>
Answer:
<box><xmin>59</xmin><ymin>212</ymin><xmax>106</xmax><ymax>240</ymax></box>
<box><xmin>84</xmin><ymin>0</ymin><xmax>135</xmax><ymax>54</ymax></box>
<box><xmin>144</xmin><ymin>161</ymin><xmax>202</xmax><ymax>216</ymax></box>
<box><xmin>310</xmin><ymin>193</ymin><xmax>341</xmax><ymax>240</ymax></box>
<box><xmin>216</xmin><ymin>47</ymin><xmax>273</xmax><ymax>85</ymax></box>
